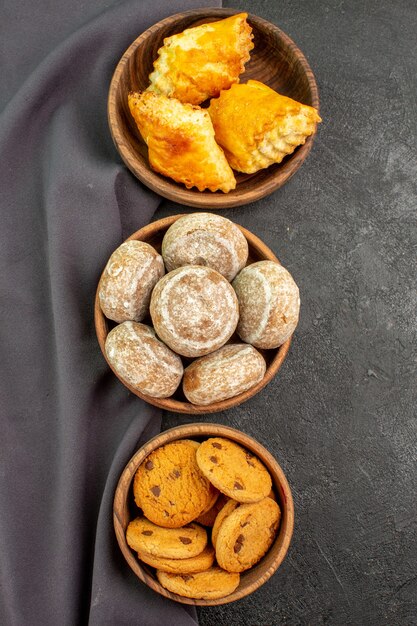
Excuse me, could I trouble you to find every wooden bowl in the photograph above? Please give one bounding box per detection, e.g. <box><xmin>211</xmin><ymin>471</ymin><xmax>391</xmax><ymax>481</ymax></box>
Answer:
<box><xmin>94</xmin><ymin>214</ymin><xmax>293</xmax><ymax>414</ymax></box>
<box><xmin>114</xmin><ymin>423</ymin><xmax>294</xmax><ymax>605</ymax></box>
<box><xmin>108</xmin><ymin>8</ymin><xmax>320</xmax><ymax>208</ymax></box>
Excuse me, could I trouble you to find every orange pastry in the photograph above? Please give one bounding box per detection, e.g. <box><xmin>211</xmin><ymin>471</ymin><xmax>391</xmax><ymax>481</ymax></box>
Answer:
<box><xmin>208</xmin><ymin>80</ymin><xmax>322</xmax><ymax>173</ymax></box>
<box><xmin>147</xmin><ymin>13</ymin><xmax>253</xmax><ymax>105</ymax></box>
<box><xmin>128</xmin><ymin>91</ymin><xmax>236</xmax><ymax>192</ymax></box>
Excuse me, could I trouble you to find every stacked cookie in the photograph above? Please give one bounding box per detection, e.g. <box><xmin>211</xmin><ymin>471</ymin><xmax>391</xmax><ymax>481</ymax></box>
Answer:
<box><xmin>98</xmin><ymin>213</ymin><xmax>300</xmax><ymax>405</ymax></box>
<box><xmin>126</xmin><ymin>437</ymin><xmax>280</xmax><ymax>600</ymax></box>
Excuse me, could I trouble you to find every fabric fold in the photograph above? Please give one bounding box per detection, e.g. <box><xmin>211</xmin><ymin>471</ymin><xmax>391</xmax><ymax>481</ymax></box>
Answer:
<box><xmin>0</xmin><ymin>1</ymin><xmax>220</xmax><ymax>624</ymax></box>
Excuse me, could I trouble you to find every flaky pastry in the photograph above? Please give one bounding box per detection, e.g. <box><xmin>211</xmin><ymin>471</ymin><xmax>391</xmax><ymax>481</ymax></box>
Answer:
<box><xmin>208</xmin><ymin>80</ymin><xmax>322</xmax><ymax>174</ymax></box>
<box><xmin>147</xmin><ymin>13</ymin><xmax>253</xmax><ymax>105</ymax></box>
<box><xmin>128</xmin><ymin>91</ymin><xmax>236</xmax><ymax>193</ymax></box>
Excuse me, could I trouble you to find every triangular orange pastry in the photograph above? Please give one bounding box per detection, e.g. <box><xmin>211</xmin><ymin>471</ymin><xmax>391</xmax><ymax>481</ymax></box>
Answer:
<box><xmin>128</xmin><ymin>91</ymin><xmax>236</xmax><ymax>193</ymax></box>
<box><xmin>208</xmin><ymin>80</ymin><xmax>322</xmax><ymax>174</ymax></box>
<box><xmin>147</xmin><ymin>13</ymin><xmax>253</xmax><ymax>105</ymax></box>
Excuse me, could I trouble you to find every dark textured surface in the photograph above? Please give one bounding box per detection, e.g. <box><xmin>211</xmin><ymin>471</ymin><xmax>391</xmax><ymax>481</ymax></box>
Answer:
<box><xmin>2</xmin><ymin>0</ymin><xmax>416</xmax><ymax>624</ymax></box>
<box><xmin>159</xmin><ymin>0</ymin><xmax>417</xmax><ymax>624</ymax></box>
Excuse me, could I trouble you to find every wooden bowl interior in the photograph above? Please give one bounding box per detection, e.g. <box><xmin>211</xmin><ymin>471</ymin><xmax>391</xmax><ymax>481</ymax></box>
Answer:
<box><xmin>94</xmin><ymin>215</ymin><xmax>292</xmax><ymax>414</ymax></box>
<box><xmin>108</xmin><ymin>8</ymin><xmax>319</xmax><ymax>208</ymax></box>
<box><xmin>113</xmin><ymin>423</ymin><xmax>294</xmax><ymax>606</ymax></box>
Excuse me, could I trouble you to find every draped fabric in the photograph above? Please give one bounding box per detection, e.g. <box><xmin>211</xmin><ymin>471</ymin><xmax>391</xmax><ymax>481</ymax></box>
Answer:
<box><xmin>0</xmin><ymin>1</ymin><xmax>220</xmax><ymax>623</ymax></box>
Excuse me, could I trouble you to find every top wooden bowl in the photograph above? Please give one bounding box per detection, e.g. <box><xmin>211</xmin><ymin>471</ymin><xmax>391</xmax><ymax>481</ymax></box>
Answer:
<box><xmin>113</xmin><ymin>423</ymin><xmax>294</xmax><ymax>605</ymax></box>
<box><xmin>94</xmin><ymin>214</ymin><xmax>293</xmax><ymax>414</ymax></box>
<box><xmin>108</xmin><ymin>8</ymin><xmax>319</xmax><ymax>208</ymax></box>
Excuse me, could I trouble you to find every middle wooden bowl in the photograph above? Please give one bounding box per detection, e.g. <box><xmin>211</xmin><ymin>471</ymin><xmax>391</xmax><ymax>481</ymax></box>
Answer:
<box><xmin>94</xmin><ymin>215</ymin><xmax>292</xmax><ymax>414</ymax></box>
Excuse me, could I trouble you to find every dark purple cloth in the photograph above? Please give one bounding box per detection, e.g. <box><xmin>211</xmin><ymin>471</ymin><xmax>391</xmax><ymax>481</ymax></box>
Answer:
<box><xmin>0</xmin><ymin>1</ymin><xmax>219</xmax><ymax>624</ymax></box>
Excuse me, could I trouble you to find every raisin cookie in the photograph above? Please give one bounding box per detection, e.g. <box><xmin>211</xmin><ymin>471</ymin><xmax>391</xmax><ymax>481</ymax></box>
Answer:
<box><xmin>134</xmin><ymin>440</ymin><xmax>217</xmax><ymax>527</ymax></box>
<box><xmin>194</xmin><ymin>487</ymin><xmax>220</xmax><ymax>521</ymax></box>
<box><xmin>196</xmin><ymin>438</ymin><xmax>272</xmax><ymax>503</ymax></box>
<box><xmin>126</xmin><ymin>517</ymin><xmax>207</xmax><ymax>559</ymax></box>
<box><xmin>211</xmin><ymin>498</ymin><xmax>240</xmax><ymax>548</ymax></box>
<box><xmin>215</xmin><ymin>497</ymin><xmax>281</xmax><ymax>572</ymax></box>
<box><xmin>195</xmin><ymin>493</ymin><xmax>228</xmax><ymax>528</ymax></box>
<box><xmin>156</xmin><ymin>566</ymin><xmax>240</xmax><ymax>600</ymax></box>
<box><xmin>137</xmin><ymin>545</ymin><xmax>215</xmax><ymax>574</ymax></box>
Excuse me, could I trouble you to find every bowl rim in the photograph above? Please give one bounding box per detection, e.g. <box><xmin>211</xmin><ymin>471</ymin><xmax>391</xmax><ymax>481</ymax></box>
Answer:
<box><xmin>113</xmin><ymin>422</ymin><xmax>295</xmax><ymax>606</ymax></box>
<box><xmin>107</xmin><ymin>7</ymin><xmax>320</xmax><ymax>208</ymax></box>
<box><xmin>94</xmin><ymin>214</ymin><xmax>293</xmax><ymax>414</ymax></box>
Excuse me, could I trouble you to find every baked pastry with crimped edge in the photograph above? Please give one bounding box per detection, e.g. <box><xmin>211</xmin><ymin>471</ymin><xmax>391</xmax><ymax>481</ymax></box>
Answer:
<box><xmin>196</xmin><ymin>437</ymin><xmax>272</xmax><ymax>503</ymax></box>
<box><xmin>208</xmin><ymin>79</ymin><xmax>321</xmax><ymax>173</ymax></box>
<box><xmin>147</xmin><ymin>13</ymin><xmax>253</xmax><ymax>105</ymax></box>
<box><xmin>156</xmin><ymin>566</ymin><xmax>240</xmax><ymax>600</ymax></box>
<box><xmin>128</xmin><ymin>91</ymin><xmax>236</xmax><ymax>193</ymax></box>
<box><xmin>133</xmin><ymin>440</ymin><xmax>217</xmax><ymax>528</ymax></box>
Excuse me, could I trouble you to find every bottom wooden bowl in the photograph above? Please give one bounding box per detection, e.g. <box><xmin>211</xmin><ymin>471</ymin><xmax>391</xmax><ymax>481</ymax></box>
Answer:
<box><xmin>113</xmin><ymin>423</ymin><xmax>294</xmax><ymax>606</ymax></box>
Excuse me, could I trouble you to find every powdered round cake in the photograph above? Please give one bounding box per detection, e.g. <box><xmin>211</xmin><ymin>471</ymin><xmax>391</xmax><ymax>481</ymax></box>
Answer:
<box><xmin>232</xmin><ymin>260</ymin><xmax>300</xmax><ymax>349</ymax></box>
<box><xmin>98</xmin><ymin>240</ymin><xmax>164</xmax><ymax>323</ymax></box>
<box><xmin>161</xmin><ymin>213</ymin><xmax>248</xmax><ymax>282</ymax></box>
<box><xmin>183</xmin><ymin>344</ymin><xmax>266</xmax><ymax>405</ymax></box>
<box><xmin>105</xmin><ymin>321</ymin><xmax>183</xmax><ymax>398</ymax></box>
<box><xmin>150</xmin><ymin>266</ymin><xmax>239</xmax><ymax>358</ymax></box>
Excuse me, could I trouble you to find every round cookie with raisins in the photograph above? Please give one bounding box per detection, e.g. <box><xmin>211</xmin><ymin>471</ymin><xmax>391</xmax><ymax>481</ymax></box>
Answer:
<box><xmin>215</xmin><ymin>497</ymin><xmax>281</xmax><ymax>572</ymax></box>
<box><xmin>157</xmin><ymin>566</ymin><xmax>240</xmax><ymax>600</ymax></box>
<box><xmin>126</xmin><ymin>517</ymin><xmax>207</xmax><ymax>559</ymax></box>
<box><xmin>196</xmin><ymin>437</ymin><xmax>272</xmax><ymax>503</ymax></box>
<box><xmin>137</xmin><ymin>545</ymin><xmax>214</xmax><ymax>574</ymax></box>
<box><xmin>134</xmin><ymin>439</ymin><xmax>218</xmax><ymax>528</ymax></box>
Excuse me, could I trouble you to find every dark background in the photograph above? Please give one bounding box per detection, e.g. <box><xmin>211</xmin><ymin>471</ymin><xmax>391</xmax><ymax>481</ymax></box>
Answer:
<box><xmin>159</xmin><ymin>1</ymin><xmax>417</xmax><ymax>624</ymax></box>
<box><xmin>2</xmin><ymin>0</ymin><xmax>416</xmax><ymax>624</ymax></box>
